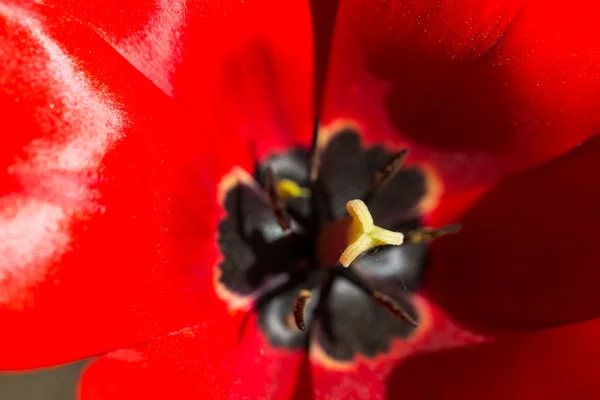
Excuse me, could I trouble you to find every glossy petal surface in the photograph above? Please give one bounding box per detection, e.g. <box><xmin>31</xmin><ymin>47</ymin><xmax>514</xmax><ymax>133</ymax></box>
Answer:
<box><xmin>426</xmin><ymin>135</ymin><xmax>600</xmax><ymax>331</ymax></box>
<box><xmin>323</xmin><ymin>0</ymin><xmax>600</xmax><ymax>221</ymax></box>
<box><xmin>45</xmin><ymin>0</ymin><xmax>315</xmax><ymax>154</ymax></box>
<box><xmin>0</xmin><ymin>0</ymin><xmax>251</xmax><ymax>369</ymax></box>
<box><xmin>386</xmin><ymin>318</ymin><xmax>600</xmax><ymax>399</ymax></box>
<box><xmin>80</xmin><ymin>313</ymin><xmax>306</xmax><ymax>400</ymax></box>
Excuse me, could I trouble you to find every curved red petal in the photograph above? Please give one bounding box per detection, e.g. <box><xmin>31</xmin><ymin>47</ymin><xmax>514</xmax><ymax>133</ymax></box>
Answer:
<box><xmin>323</xmin><ymin>0</ymin><xmax>600</xmax><ymax>219</ymax></box>
<box><xmin>79</xmin><ymin>313</ymin><xmax>307</xmax><ymax>400</ymax></box>
<box><xmin>46</xmin><ymin>0</ymin><xmax>315</xmax><ymax>153</ymax></box>
<box><xmin>0</xmin><ymin>0</ymin><xmax>251</xmax><ymax>369</ymax></box>
<box><xmin>309</xmin><ymin>296</ymin><xmax>487</xmax><ymax>400</ymax></box>
<box><xmin>227</xmin><ymin>314</ymin><xmax>307</xmax><ymax>400</ymax></box>
<box><xmin>426</xmin><ymin>135</ymin><xmax>600</xmax><ymax>331</ymax></box>
<box><xmin>79</xmin><ymin>314</ymin><xmax>241</xmax><ymax>400</ymax></box>
<box><xmin>386</xmin><ymin>318</ymin><xmax>600</xmax><ymax>399</ymax></box>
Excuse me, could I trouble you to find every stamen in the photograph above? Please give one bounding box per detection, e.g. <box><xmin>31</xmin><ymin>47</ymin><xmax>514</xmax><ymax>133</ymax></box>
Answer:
<box><xmin>405</xmin><ymin>224</ymin><xmax>462</xmax><ymax>243</ymax></box>
<box><xmin>363</xmin><ymin>150</ymin><xmax>408</xmax><ymax>204</ymax></box>
<box><xmin>372</xmin><ymin>292</ymin><xmax>418</xmax><ymax>327</ymax></box>
<box><xmin>339</xmin><ymin>200</ymin><xmax>404</xmax><ymax>267</ymax></box>
<box><xmin>308</xmin><ymin>116</ymin><xmax>322</xmax><ymax>183</ymax></box>
<box><xmin>263</xmin><ymin>167</ymin><xmax>291</xmax><ymax>232</ymax></box>
<box><xmin>292</xmin><ymin>289</ymin><xmax>312</xmax><ymax>331</ymax></box>
<box><xmin>342</xmin><ymin>267</ymin><xmax>418</xmax><ymax>327</ymax></box>
<box><xmin>277</xmin><ymin>179</ymin><xmax>310</xmax><ymax>201</ymax></box>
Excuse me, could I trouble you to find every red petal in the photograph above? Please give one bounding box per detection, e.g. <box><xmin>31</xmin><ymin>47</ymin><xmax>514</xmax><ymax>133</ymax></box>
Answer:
<box><xmin>79</xmin><ymin>313</ymin><xmax>307</xmax><ymax>400</ymax></box>
<box><xmin>227</xmin><ymin>314</ymin><xmax>307</xmax><ymax>400</ymax></box>
<box><xmin>79</xmin><ymin>315</ymin><xmax>240</xmax><ymax>400</ymax></box>
<box><xmin>309</xmin><ymin>296</ymin><xmax>486</xmax><ymax>400</ymax></box>
<box><xmin>323</xmin><ymin>0</ymin><xmax>600</xmax><ymax>219</ymax></box>
<box><xmin>309</xmin><ymin>0</ymin><xmax>340</xmax><ymax>112</ymax></box>
<box><xmin>45</xmin><ymin>0</ymin><xmax>315</xmax><ymax>154</ymax></box>
<box><xmin>386</xmin><ymin>318</ymin><xmax>600</xmax><ymax>399</ymax></box>
<box><xmin>0</xmin><ymin>0</ymin><xmax>251</xmax><ymax>369</ymax></box>
<box><xmin>426</xmin><ymin>135</ymin><xmax>600</xmax><ymax>331</ymax></box>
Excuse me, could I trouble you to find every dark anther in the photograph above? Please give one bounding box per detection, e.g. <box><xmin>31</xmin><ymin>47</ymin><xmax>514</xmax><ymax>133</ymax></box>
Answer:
<box><xmin>292</xmin><ymin>289</ymin><xmax>313</xmax><ymax>331</ymax></box>
<box><xmin>263</xmin><ymin>167</ymin><xmax>291</xmax><ymax>232</ymax></box>
<box><xmin>405</xmin><ymin>224</ymin><xmax>462</xmax><ymax>243</ymax></box>
<box><xmin>308</xmin><ymin>116</ymin><xmax>322</xmax><ymax>184</ymax></box>
<box><xmin>371</xmin><ymin>291</ymin><xmax>418</xmax><ymax>327</ymax></box>
<box><xmin>342</xmin><ymin>267</ymin><xmax>418</xmax><ymax>327</ymax></box>
<box><xmin>363</xmin><ymin>149</ymin><xmax>408</xmax><ymax>204</ymax></box>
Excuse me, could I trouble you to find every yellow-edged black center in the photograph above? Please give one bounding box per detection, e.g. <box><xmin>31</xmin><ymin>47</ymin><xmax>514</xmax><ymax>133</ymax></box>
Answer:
<box><xmin>216</xmin><ymin>127</ymin><xmax>457</xmax><ymax>362</ymax></box>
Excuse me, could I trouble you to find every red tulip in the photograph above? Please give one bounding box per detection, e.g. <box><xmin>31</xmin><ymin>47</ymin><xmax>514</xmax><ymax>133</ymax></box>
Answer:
<box><xmin>2</xmin><ymin>0</ymin><xmax>600</xmax><ymax>398</ymax></box>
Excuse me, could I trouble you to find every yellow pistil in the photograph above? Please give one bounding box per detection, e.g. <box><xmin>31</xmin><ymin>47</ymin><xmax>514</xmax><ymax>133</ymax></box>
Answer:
<box><xmin>339</xmin><ymin>200</ymin><xmax>404</xmax><ymax>267</ymax></box>
<box><xmin>276</xmin><ymin>179</ymin><xmax>310</xmax><ymax>201</ymax></box>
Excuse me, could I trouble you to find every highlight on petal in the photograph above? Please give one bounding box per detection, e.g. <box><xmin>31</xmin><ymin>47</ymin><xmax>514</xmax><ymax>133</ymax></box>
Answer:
<box><xmin>0</xmin><ymin>0</ymin><xmax>251</xmax><ymax>369</ymax></box>
<box><xmin>45</xmin><ymin>0</ymin><xmax>316</xmax><ymax>153</ymax></box>
<box><xmin>426</xmin><ymin>135</ymin><xmax>600</xmax><ymax>332</ymax></box>
<box><xmin>386</xmin><ymin>318</ymin><xmax>600</xmax><ymax>399</ymax></box>
<box><xmin>322</xmin><ymin>0</ymin><xmax>600</xmax><ymax>221</ymax></box>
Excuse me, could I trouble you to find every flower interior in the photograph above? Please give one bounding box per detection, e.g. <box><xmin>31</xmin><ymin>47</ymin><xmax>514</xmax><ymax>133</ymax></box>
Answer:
<box><xmin>215</xmin><ymin>125</ymin><xmax>459</xmax><ymax>364</ymax></box>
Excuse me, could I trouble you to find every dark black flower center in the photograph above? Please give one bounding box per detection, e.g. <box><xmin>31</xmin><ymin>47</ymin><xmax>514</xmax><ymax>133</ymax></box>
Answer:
<box><xmin>216</xmin><ymin>126</ymin><xmax>456</xmax><ymax>363</ymax></box>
